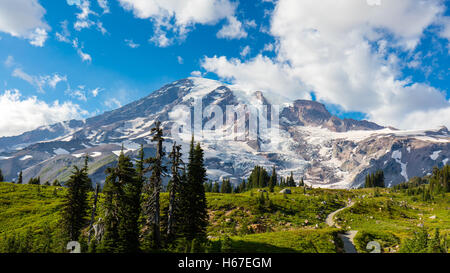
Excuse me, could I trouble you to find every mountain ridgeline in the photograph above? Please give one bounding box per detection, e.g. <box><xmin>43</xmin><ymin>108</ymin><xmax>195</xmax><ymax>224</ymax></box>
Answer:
<box><xmin>0</xmin><ymin>77</ymin><xmax>448</xmax><ymax>188</ymax></box>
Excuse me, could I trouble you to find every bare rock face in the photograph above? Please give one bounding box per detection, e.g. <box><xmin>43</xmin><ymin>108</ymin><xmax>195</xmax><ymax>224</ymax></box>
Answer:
<box><xmin>281</xmin><ymin>100</ymin><xmax>383</xmax><ymax>132</ymax></box>
<box><xmin>0</xmin><ymin>77</ymin><xmax>448</xmax><ymax>189</ymax></box>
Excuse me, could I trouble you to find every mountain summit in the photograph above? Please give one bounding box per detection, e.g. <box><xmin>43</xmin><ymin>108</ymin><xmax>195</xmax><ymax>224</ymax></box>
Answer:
<box><xmin>0</xmin><ymin>78</ymin><xmax>448</xmax><ymax>188</ymax></box>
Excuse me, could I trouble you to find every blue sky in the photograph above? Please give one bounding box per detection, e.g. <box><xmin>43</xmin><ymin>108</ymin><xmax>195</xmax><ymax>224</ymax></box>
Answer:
<box><xmin>0</xmin><ymin>0</ymin><xmax>449</xmax><ymax>137</ymax></box>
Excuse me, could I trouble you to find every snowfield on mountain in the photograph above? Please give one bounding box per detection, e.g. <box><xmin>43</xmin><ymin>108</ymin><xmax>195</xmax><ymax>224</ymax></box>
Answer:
<box><xmin>0</xmin><ymin>78</ymin><xmax>448</xmax><ymax>188</ymax></box>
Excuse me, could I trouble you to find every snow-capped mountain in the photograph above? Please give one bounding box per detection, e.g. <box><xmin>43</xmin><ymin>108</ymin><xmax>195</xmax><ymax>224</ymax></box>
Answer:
<box><xmin>0</xmin><ymin>77</ymin><xmax>448</xmax><ymax>188</ymax></box>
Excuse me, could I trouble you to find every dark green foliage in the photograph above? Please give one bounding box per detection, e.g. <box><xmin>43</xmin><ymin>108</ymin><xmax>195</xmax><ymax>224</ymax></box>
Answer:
<box><xmin>299</xmin><ymin>177</ymin><xmax>305</xmax><ymax>187</ymax></box>
<box><xmin>167</xmin><ymin>142</ymin><xmax>183</xmax><ymax>240</ymax></box>
<box><xmin>399</xmin><ymin>227</ymin><xmax>448</xmax><ymax>253</ymax></box>
<box><xmin>221</xmin><ymin>235</ymin><xmax>233</xmax><ymax>253</ymax></box>
<box><xmin>287</xmin><ymin>172</ymin><xmax>296</xmax><ymax>187</ymax></box>
<box><xmin>0</xmin><ymin>169</ymin><xmax>3</xmax><ymax>182</ymax></box>
<box><xmin>28</xmin><ymin>177</ymin><xmax>40</xmax><ymax>185</ymax></box>
<box><xmin>142</xmin><ymin>121</ymin><xmax>167</xmax><ymax>249</ymax></box>
<box><xmin>268</xmin><ymin>166</ymin><xmax>277</xmax><ymax>192</ymax></box>
<box><xmin>52</xmin><ymin>179</ymin><xmax>61</xmax><ymax>187</ymax></box>
<box><xmin>178</xmin><ymin>136</ymin><xmax>208</xmax><ymax>242</ymax></box>
<box><xmin>220</xmin><ymin>179</ymin><xmax>232</xmax><ymax>193</ymax></box>
<box><xmin>247</xmin><ymin>166</ymin><xmax>270</xmax><ymax>189</ymax></box>
<box><xmin>256</xmin><ymin>191</ymin><xmax>272</xmax><ymax>212</ymax></box>
<box><xmin>393</xmin><ymin>165</ymin><xmax>449</xmax><ymax>201</ymax></box>
<box><xmin>99</xmin><ymin>148</ymin><xmax>140</xmax><ymax>253</ymax></box>
<box><xmin>365</xmin><ymin>170</ymin><xmax>385</xmax><ymax>188</ymax></box>
<box><xmin>212</xmin><ymin>182</ymin><xmax>220</xmax><ymax>193</ymax></box>
<box><xmin>238</xmin><ymin>179</ymin><xmax>246</xmax><ymax>193</ymax></box>
<box><xmin>61</xmin><ymin>155</ymin><xmax>91</xmax><ymax>242</ymax></box>
<box><xmin>204</xmin><ymin>181</ymin><xmax>212</xmax><ymax>192</ymax></box>
<box><xmin>17</xmin><ymin>171</ymin><xmax>23</xmax><ymax>184</ymax></box>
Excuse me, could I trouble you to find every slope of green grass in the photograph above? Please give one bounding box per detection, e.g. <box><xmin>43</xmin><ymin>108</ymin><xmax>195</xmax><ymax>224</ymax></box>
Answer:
<box><xmin>335</xmin><ymin>188</ymin><xmax>450</xmax><ymax>252</ymax></box>
<box><xmin>0</xmin><ymin>182</ymin><xmax>448</xmax><ymax>253</ymax></box>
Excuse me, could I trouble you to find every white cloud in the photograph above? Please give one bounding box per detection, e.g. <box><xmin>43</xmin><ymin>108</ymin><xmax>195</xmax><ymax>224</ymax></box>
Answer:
<box><xmin>96</xmin><ymin>21</ymin><xmax>107</xmax><ymax>34</ymax></box>
<box><xmin>0</xmin><ymin>0</ymin><xmax>50</xmax><ymax>46</ymax></box>
<box><xmin>240</xmin><ymin>45</ymin><xmax>251</xmax><ymax>57</ymax></box>
<box><xmin>190</xmin><ymin>70</ymin><xmax>203</xmax><ymax>77</ymax></box>
<box><xmin>4</xmin><ymin>55</ymin><xmax>15</xmax><ymax>67</ymax></box>
<box><xmin>202</xmin><ymin>0</ymin><xmax>450</xmax><ymax>129</ymax></box>
<box><xmin>217</xmin><ymin>16</ymin><xmax>247</xmax><ymax>39</ymax></box>
<box><xmin>29</xmin><ymin>28</ymin><xmax>48</xmax><ymax>47</ymax></box>
<box><xmin>0</xmin><ymin>89</ymin><xmax>87</xmax><ymax>137</ymax></box>
<box><xmin>125</xmin><ymin>39</ymin><xmax>140</xmax><ymax>48</ymax></box>
<box><xmin>66</xmin><ymin>85</ymin><xmax>88</xmax><ymax>101</ymax></box>
<box><xmin>97</xmin><ymin>0</ymin><xmax>110</xmax><ymax>13</ymax></box>
<box><xmin>69</xmin><ymin>0</ymin><xmax>108</xmax><ymax>36</ymax></box>
<box><xmin>55</xmin><ymin>20</ymin><xmax>71</xmax><ymax>43</ymax></box>
<box><xmin>91</xmin><ymin>87</ymin><xmax>101</xmax><ymax>97</ymax></box>
<box><xmin>47</xmin><ymin>74</ymin><xmax>67</xmax><ymax>89</ymax></box>
<box><xmin>118</xmin><ymin>0</ymin><xmax>237</xmax><ymax>46</ymax></box>
<box><xmin>177</xmin><ymin>56</ymin><xmax>184</xmax><ymax>64</ymax></box>
<box><xmin>244</xmin><ymin>19</ymin><xmax>257</xmax><ymax>28</ymax></box>
<box><xmin>72</xmin><ymin>38</ymin><xmax>92</xmax><ymax>63</ymax></box>
<box><xmin>201</xmin><ymin>55</ymin><xmax>310</xmax><ymax>105</ymax></box>
<box><xmin>262</xmin><ymin>43</ymin><xmax>274</xmax><ymax>52</ymax></box>
<box><xmin>12</xmin><ymin>68</ymin><xmax>67</xmax><ymax>92</ymax></box>
<box><xmin>104</xmin><ymin>98</ymin><xmax>122</xmax><ymax>109</ymax></box>
<box><xmin>73</xmin><ymin>0</ymin><xmax>96</xmax><ymax>31</ymax></box>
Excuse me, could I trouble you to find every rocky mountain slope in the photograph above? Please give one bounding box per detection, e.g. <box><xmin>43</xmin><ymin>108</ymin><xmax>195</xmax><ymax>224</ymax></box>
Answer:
<box><xmin>0</xmin><ymin>77</ymin><xmax>448</xmax><ymax>188</ymax></box>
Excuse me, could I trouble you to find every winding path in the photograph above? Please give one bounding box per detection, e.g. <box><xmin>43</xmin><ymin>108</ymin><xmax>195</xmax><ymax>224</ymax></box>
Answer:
<box><xmin>326</xmin><ymin>201</ymin><xmax>358</xmax><ymax>253</ymax></box>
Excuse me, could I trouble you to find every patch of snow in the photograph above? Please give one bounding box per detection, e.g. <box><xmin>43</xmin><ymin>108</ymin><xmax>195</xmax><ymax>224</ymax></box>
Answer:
<box><xmin>0</xmin><ymin>156</ymin><xmax>12</xmax><ymax>160</ymax></box>
<box><xmin>19</xmin><ymin>155</ymin><xmax>33</xmax><ymax>161</ymax></box>
<box><xmin>184</xmin><ymin>77</ymin><xmax>223</xmax><ymax>102</ymax></box>
<box><xmin>430</xmin><ymin>150</ymin><xmax>441</xmax><ymax>160</ymax></box>
<box><xmin>54</xmin><ymin>148</ymin><xmax>69</xmax><ymax>155</ymax></box>
<box><xmin>443</xmin><ymin>158</ymin><xmax>448</xmax><ymax>165</ymax></box>
<box><xmin>72</xmin><ymin>153</ymin><xmax>84</xmax><ymax>158</ymax></box>
<box><xmin>81</xmin><ymin>143</ymin><xmax>91</xmax><ymax>148</ymax></box>
<box><xmin>391</xmin><ymin>150</ymin><xmax>408</xmax><ymax>181</ymax></box>
<box><xmin>90</xmin><ymin>152</ymin><xmax>102</xmax><ymax>158</ymax></box>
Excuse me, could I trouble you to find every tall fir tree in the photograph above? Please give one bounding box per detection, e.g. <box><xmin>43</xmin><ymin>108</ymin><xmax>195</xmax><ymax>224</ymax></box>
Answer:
<box><xmin>143</xmin><ymin>121</ymin><xmax>167</xmax><ymax>249</ymax></box>
<box><xmin>167</xmin><ymin>142</ymin><xmax>183</xmax><ymax>239</ymax></box>
<box><xmin>61</xmin><ymin>154</ymin><xmax>91</xmax><ymax>243</ymax></box>
<box><xmin>100</xmin><ymin>146</ymin><xmax>141</xmax><ymax>253</ymax></box>
<box><xmin>179</xmin><ymin>136</ymin><xmax>208</xmax><ymax>242</ymax></box>
<box><xmin>0</xmin><ymin>169</ymin><xmax>3</xmax><ymax>182</ymax></box>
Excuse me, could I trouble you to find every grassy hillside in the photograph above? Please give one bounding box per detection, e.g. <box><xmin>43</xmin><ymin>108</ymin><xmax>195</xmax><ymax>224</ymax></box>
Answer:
<box><xmin>0</xmin><ymin>182</ymin><xmax>448</xmax><ymax>253</ymax></box>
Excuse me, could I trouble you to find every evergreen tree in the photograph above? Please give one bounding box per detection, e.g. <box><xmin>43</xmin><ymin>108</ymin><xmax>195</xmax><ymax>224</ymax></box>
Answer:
<box><xmin>204</xmin><ymin>182</ymin><xmax>212</xmax><ymax>192</ymax></box>
<box><xmin>299</xmin><ymin>177</ymin><xmax>305</xmax><ymax>187</ymax></box>
<box><xmin>268</xmin><ymin>166</ymin><xmax>277</xmax><ymax>192</ymax></box>
<box><xmin>221</xmin><ymin>179</ymin><xmax>232</xmax><ymax>193</ymax></box>
<box><xmin>118</xmin><ymin>148</ymin><xmax>141</xmax><ymax>252</ymax></box>
<box><xmin>167</xmin><ymin>142</ymin><xmax>183</xmax><ymax>239</ymax></box>
<box><xmin>287</xmin><ymin>172</ymin><xmax>295</xmax><ymax>187</ymax></box>
<box><xmin>239</xmin><ymin>179</ymin><xmax>246</xmax><ymax>193</ymax></box>
<box><xmin>0</xmin><ymin>169</ymin><xmax>3</xmax><ymax>182</ymax></box>
<box><xmin>17</xmin><ymin>171</ymin><xmax>22</xmax><ymax>184</ymax></box>
<box><xmin>178</xmin><ymin>136</ymin><xmax>208</xmax><ymax>242</ymax></box>
<box><xmin>143</xmin><ymin>121</ymin><xmax>167</xmax><ymax>249</ymax></box>
<box><xmin>365</xmin><ymin>170</ymin><xmax>385</xmax><ymax>188</ymax></box>
<box><xmin>100</xmin><ymin>147</ymin><xmax>141</xmax><ymax>253</ymax></box>
<box><xmin>52</xmin><ymin>179</ymin><xmax>61</xmax><ymax>187</ymax></box>
<box><xmin>100</xmin><ymin>165</ymin><xmax>121</xmax><ymax>252</ymax></box>
<box><xmin>212</xmin><ymin>182</ymin><xmax>220</xmax><ymax>193</ymax></box>
<box><xmin>61</xmin><ymin>155</ymin><xmax>91</xmax><ymax>242</ymax></box>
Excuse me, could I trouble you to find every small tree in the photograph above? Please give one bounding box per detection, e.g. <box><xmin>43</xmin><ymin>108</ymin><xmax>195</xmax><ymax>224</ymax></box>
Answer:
<box><xmin>61</xmin><ymin>155</ymin><xmax>91</xmax><ymax>243</ymax></box>
<box><xmin>17</xmin><ymin>171</ymin><xmax>23</xmax><ymax>184</ymax></box>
